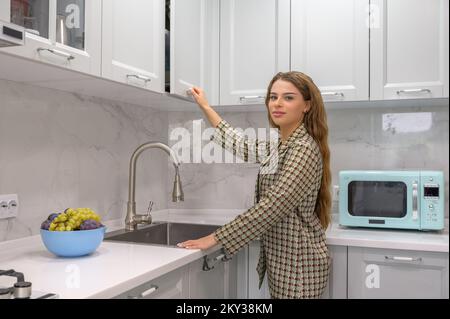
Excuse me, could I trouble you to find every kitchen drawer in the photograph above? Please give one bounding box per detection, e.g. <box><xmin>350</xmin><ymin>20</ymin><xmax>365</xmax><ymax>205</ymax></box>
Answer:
<box><xmin>113</xmin><ymin>266</ymin><xmax>189</xmax><ymax>299</ymax></box>
<box><xmin>348</xmin><ymin>246</ymin><xmax>449</xmax><ymax>299</ymax></box>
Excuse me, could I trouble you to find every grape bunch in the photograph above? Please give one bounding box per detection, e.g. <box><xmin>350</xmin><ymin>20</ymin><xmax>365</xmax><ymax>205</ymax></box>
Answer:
<box><xmin>41</xmin><ymin>208</ymin><xmax>103</xmax><ymax>231</ymax></box>
<box><xmin>80</xmin><ymin>219</ymin><xmax>103</xmax><ymax>230</ymax></box>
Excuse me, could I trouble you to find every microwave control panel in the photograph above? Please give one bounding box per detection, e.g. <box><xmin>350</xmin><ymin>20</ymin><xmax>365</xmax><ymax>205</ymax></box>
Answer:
<box><xmin>421</xmin><ymin>171</ymin><xmax>444</xmax><ymax>230</ymax></box>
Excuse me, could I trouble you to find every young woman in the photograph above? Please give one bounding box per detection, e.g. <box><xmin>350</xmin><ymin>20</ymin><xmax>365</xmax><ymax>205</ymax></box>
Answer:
<box><xmin>178</xmin><ymin>71</ymin><xmax>332</xmax><ymax>299</ymax></box>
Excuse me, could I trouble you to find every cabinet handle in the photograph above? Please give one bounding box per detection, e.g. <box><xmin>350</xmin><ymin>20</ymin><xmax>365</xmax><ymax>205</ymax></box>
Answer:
<box><xmin>140</xmin><ymin>285</ymin><xmax>158</xmax><ymax>298</ymax></box>
<box><xmin>412</xmin><ymin>182</ymin><xmax>418</xmax><ymax>221</ymax></box>
<box><xmin>37</xmin><ymin>47</ymin><xmax>75</xmax><ymax>61</ymax></box>
<box><xmin>396</xmin><ymin>88</ymin><xmax>431</xmax><ymax>95</ymax></box>
<box><xmin>384</xmin><ymin>256</ymin><xmax>422</xmax><ymax>262</ymax></box>
<box><xmin>127</xmin><ymin>285</ymin><xmax>159</xmax><ymax>299</ymax></box>
<box><xmin>239</xmin><ymin>96</ymin><xmax>265</xmax><ymax>104</ymax></box>
<box><xmin>202</xmin><ymin>253</ymin><xmax>232</xmax><ymax>271</ymax></box>
<box><xmin>126</xmin><ymin>74</ymin><xmax>152</xmax><ymax>83</ymax></box>
<box><xmin>321</xmin><ymin>92</ymin><xmax>344</xmax><ymax>97</ymax></box>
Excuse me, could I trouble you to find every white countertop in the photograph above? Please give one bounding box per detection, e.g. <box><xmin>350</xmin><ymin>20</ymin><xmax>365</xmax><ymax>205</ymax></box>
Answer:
<box><xmin>0</xmin><ymin>209</ymin><xmax>448</xmax><ymax>299</ymax></box>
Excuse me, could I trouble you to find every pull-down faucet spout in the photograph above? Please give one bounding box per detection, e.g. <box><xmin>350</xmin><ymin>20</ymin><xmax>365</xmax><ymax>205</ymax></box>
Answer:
<box><xmin>125</xmin><ymin>142</ymin><xmax>183</xmax><ymax>231</ymax></box>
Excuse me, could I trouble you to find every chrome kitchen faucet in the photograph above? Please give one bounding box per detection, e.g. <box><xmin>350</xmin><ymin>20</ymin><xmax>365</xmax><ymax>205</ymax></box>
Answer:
<box><xmin>125</xmin><ymin>142</ymin><xmax>184</xmax><ymax>231</ymax></box>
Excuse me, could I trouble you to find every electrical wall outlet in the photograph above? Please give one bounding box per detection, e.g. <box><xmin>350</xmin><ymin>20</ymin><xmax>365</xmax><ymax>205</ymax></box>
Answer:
<box><xmin>332</xmin><ymin>185</ymin><xmax>339</xmax><ymax>202</ymax></box>
<box><xmin>0</xmin><ymin>194</ymin><xmax>19</xmax><ymax>219</ymax></box>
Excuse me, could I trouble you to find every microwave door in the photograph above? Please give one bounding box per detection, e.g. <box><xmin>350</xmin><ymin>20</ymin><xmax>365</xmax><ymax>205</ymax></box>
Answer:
<box><xmin>348</xmin><ymin>181</ymin><xmax>408</xmax><ymax>219</ymax></box>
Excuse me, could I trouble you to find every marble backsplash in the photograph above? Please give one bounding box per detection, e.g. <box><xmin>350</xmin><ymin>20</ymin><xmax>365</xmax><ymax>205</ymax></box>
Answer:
<box><xmin>0</xmin><ymin>77</ymin><xmax>448</xmax><ymax>243</ymax></box>
<box><xmin>0</xmin><ymin>79</ymin><xmax>170</xmax><ymax>242</ymax></box>
<box><xmin>167</xmin><ymin>101</ymin><xmax>449</xmax><ymax>218</ymax></box>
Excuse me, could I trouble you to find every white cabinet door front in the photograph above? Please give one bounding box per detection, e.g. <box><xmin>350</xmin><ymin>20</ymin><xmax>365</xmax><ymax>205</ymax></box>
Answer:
<box><xmin>1</xmin><ymin>0</ymin><xmax>102</xmax><ymax>76</ymax></box>
<box><xmin>113</xmin><ymin>266</ymin><xmax>189</xmax><ymax>299</ymax></box>
<box><xmin>170</xmin><ymin>0</ymin><xmax>219</xmax><ymax>105</ymax></box>
<box><xmin>321</xmin><ymin>245</ymin><xmax>348</xmax><ymax>299</ymax></box>
<box><xmin>370</xmin><ymin>0</ymin><xmax>449</xmax><ymax>99</ymax></box>
<box><xmin>102</xmin><ymin>0</ymin><xmax>165</xmax><ymax>92</ymax></box>
<box><xmin>348</xmin><ymin>247</ymin><xmax>449</xmax><ymax>299</ymax></box>
<box><xmin>291</xmin><ymin>0</ymin><xmax>369</xmax><ymax>102</ymax></box>
<box><xmin>219</xmin><ymin>0</ymin><xmax>290</xmax><ymax>106</ymax></box>
<box><xmin>189</xmin><ymin>250</ymin><xmax>234</xmax><ymax>299</ymax></box>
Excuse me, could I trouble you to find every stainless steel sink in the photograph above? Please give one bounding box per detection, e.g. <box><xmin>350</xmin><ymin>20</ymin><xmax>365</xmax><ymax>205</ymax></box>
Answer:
<box><xmin>104</xmin><ymin>222</ymin><xmax>220</xmax><ymax>247</ymax></box>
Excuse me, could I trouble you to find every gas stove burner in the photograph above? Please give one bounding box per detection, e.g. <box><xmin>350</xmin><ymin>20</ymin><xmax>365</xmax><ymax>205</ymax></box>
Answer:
<box><xmin>0</xmin><ymin>269</ymin><xmax>58</xmax><ymax>299</ymax></box>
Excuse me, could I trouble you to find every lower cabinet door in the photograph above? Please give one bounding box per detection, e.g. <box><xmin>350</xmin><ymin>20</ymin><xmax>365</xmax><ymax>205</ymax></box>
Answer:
<box><xmin>189</xmin><ymin>249</ymin><xmax>238</xmax><ymax>299</ymax></box>
<box><xmin>321</xmin><ymin>245</ymin><xmax>348</xmax><ymax>299</ymax></box>
<box><xmin>114</xmin><ymin>266</ymin><xmax>189</xmax><ymax>299</ymax></box>
<box><xmin>348</xmin><ymin>247</ymin><xmax>449</xmax><ymax>299</ymax></box>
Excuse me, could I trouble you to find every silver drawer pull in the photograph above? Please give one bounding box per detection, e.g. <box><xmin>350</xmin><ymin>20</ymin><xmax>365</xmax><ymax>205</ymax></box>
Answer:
<box><xmin>140</xmin><ymin>285</ymin><xmax>158</xmax><ymax>298</ymax></box>
<box><xmin>396</xmin><ymin>88</ymin><xmax>431</xmax><ymax>95</ymax></box>
<box><xmin>37</xmin><ymin>47</ymin><xmax>75</xmax><ymax>61</ymax></box>
<box><xmin>214</xmin><ymin>254</ymin><xmax>226</xmax><ymax>261</ymax></box>
<box><xmin>385</xmin><ymin>256</ymin><xmax>422</xmax><ymax>262</ymax></box>
<box><xmin>239</xmin><ymin>96</ymin><xmax>265</xmax><ymax>104</ymax></box>
<box><xmin>202</xmin><ymin>253</ymin><xmax>232</xmax><ymax>271</ymax></box>
<box><xmin>321</xmin><ymin>92</ymin><xmax>344</xmax><ymax>97</ymax></box>
<box><xmin>126</xmin><ymin>74</ymin><xmax>152</xmax><ymax>83</ymax></box>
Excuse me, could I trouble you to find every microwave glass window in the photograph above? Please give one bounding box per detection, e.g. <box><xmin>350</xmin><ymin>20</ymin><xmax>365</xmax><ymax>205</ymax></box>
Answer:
<box><xmin>348</xmin><ymin>181</ymin><xmax>407</xmax><ymax>218</ymax></box>
<box><xmin>424</xmin><ymin>186</ymin><xmax>439</xmax><ymax>197</ymax></box>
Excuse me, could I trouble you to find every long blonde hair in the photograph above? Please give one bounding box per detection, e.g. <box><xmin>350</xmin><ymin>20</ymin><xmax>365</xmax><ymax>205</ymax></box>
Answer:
<box><xmin>264</xmin><ymin>71</ymin><xmax>331</xmax><ymax>229</ymax></box>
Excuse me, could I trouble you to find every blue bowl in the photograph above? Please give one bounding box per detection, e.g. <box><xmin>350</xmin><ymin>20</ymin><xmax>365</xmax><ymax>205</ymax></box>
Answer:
<box><xmin>40</xmin><ymin>227</ymin><xmax>106</xmax><ymax>257</ymax></box>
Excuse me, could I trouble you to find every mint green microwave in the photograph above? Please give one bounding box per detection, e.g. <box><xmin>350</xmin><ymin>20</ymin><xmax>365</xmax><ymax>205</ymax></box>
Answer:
<box><xmin>339</xmin><ymin>171</ymin><xmax>445</xmax><ymax>231</ymax></box>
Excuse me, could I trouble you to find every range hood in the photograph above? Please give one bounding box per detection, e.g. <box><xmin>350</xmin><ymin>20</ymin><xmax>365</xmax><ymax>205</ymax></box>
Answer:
<box><xmin>0</xmin><ymin>20</ymin><xmax>25</xmax><ymax>47</ymax></box>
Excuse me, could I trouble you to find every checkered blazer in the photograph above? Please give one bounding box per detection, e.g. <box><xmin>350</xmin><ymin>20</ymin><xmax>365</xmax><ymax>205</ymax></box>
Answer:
<box><xmin>211</xmin><ymin>119</ymin><xmax>330</xmax><ymax>299</ymax></box>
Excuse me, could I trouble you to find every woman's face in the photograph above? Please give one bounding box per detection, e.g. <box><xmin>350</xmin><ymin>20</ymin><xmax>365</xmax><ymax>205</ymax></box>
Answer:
<box><xmin>268</xmin><ymin>80</ymin><xmax>310</xmax><ymax>129</ymax></box>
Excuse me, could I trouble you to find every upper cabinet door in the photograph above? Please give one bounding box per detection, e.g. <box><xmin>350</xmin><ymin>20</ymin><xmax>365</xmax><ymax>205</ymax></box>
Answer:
<box><xmin>219</xmin><ymin>0</ymin><xmax>290</xmax><ymax>106</ymax></box>
<box><xmin>170</xmin><ymin>0</ymin><xmax>219</xmax><ymax>105</ymax></box>
<box><xmin>1</xmin><ymin>0</ymin><xmax>102</xmax><ymax>76</ymax></box>
<box><xmin>291</xmin><ymin>0</ymin><xmax>369</xmax><ymax>102</ymax></box>
<box><xmin>370</xmin><ymin>0</ymin><xmax>449</xmax><ymax>100</ymax></box>
<box><xmin>102</xmin><ymin>0</ymin><xmax>165</xmax><ymax>92</ymax></box>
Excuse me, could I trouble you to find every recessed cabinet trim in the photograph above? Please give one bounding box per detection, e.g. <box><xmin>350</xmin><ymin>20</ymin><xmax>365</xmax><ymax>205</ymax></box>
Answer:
<box><xmin>219</xmin><ymin>0</ymin><xmax>290</xmax><ymax>106</ymax></box>
<box><xmin>291</xmin><ymin>0</ymin><xmax>370</xmax><ymax>102</ymax></box>
<box><xmin>170</xmin><ymin>0</ymin><xmax>220</xmax><ymax>105</ymax></box>
<box><xmin>1</xmin><ymin>0</ymin><xmax>102</xmax><ymax>76</ymax></box>
<box><xmin>370</xmin><ymin>0</ymin><xmax>449</xmax><ymax>100</ymax></box>
<box><xmin>101</xmin><ymin>0</ymin><xmax>165</xmax><ymax>92</ymax></box>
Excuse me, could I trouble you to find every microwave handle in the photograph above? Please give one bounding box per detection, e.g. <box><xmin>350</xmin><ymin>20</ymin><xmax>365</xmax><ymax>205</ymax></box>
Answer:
<box><xmin>412</xmin><ymin>182</ymin><xmax>418</xmax><ymax>220</ymax></box>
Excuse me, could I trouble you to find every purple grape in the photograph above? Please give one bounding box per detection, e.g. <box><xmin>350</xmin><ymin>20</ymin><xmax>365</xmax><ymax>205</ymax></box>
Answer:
<box><xmin>79</xmin><ymin>219</ymin><xmax>102</xmax><ymax>230</ymax></box>
<box><xmin>47</xmin><ymin>213</ymin><xmax>60</xmax><ymax>221</ymax></box>
<box><xmin>41</xmin><ymin>220</ymin><xmax>52</xmax><ymax>230</ymax></box>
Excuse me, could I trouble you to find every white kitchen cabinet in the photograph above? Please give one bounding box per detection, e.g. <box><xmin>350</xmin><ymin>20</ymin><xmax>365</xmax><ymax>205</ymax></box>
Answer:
<box><xmin>188</xmin><ymin>249</ymin><xmax>241</xmax><ymax>299</ymax></box>
<box><xmin>291</xmin><ymin>0</ymin><xmax>369</xmax><ymax>102</ymax></box>
<box><xmin>370</xmin><ymin>0</ymin><xmax>449</xmax><ymax>99</ymax></box>
<box><xmin>219</xmin><ymin>0</ymin><xmax>290</xmax><ymax>106</ymax></box>
<box><xmin>169</xmin><ymin>0</ymin><xmax>220</xmax><ymax>105</ymax></box>
<box><xmin>321</xmin><ymin>245</ymin><xmax>348</xmax><ymax>299</ymax></box>
<box><xmin>113</xmin><ymin>249</ymin><xmax>241</xmax><ymax>299</ymax></box>
<box><xmin>102</xmin><ymin>0</ymin><xmax>165</xmax><ymax>92</ymax></box>
<box><xmin>113</xmin><ymin>265</ymin><xmax>189</xmax><ymax>299</ymax></box>
<box><xmin>0</xmin><ymin>0</ymin><xmax>102</xmax><ymax>76</ymax></box>
<box><xmin>348</xmin><ymin>247</ymin><xmax>449</xmax><ymax>299</ymax></box>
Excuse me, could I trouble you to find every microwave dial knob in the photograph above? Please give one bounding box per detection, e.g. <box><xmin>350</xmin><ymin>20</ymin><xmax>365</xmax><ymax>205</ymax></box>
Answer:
<box><xmin>428</xmin><ymin>204</ymin><xmax>434</xmax><ymax>210</ymax></box>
